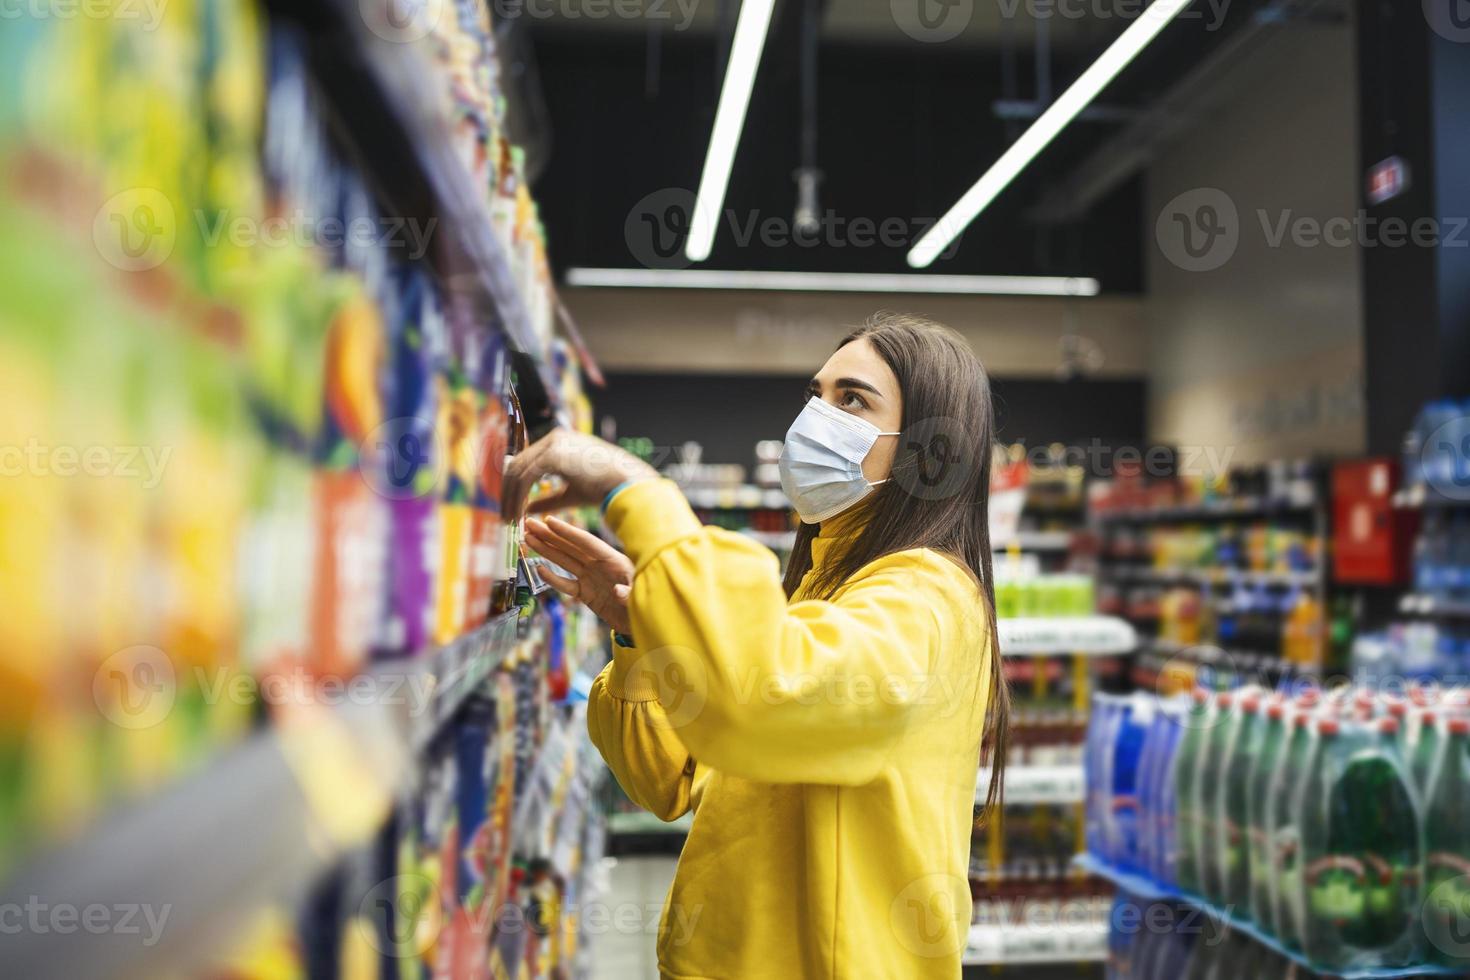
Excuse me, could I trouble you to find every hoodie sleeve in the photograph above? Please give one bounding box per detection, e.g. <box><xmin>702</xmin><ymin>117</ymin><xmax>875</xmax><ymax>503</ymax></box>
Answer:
<box><xmin>585</xmin><ymin>478</ymin><xmax>984</xmax><ymax>787</ymax></box>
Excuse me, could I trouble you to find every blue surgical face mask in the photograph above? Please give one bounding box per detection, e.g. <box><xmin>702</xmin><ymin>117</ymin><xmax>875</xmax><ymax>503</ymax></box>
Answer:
<box><xmin>778</xmin><ymin>396</ymin><xmax>899</xmax><ymax>524</ymax></box>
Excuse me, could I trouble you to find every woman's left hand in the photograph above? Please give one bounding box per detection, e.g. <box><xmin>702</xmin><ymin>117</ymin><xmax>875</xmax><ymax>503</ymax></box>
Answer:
<box><xmin>525</xmin><ymin>516</ymin><xmax>636</xmax><ymax>636</ymax></box>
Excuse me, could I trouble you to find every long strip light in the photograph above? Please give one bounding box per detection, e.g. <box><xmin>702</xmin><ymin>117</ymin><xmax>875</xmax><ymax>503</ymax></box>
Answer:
<box><xmin>907</xmin><ymin>0</ymin><xmax>1196</xmax><ymax>269</ymax></box>
<box><xmin>565</xmin><ymin>268</ymin><xmax>1100</xmax><ymax>297</ymax></box>
<box><xmin>684</xmin><ymin>0</ymin><xmax>778</xmax><ymax>263</ymax></box>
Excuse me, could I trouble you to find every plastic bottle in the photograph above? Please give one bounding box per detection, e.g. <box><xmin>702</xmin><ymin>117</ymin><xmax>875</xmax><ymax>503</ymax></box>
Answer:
<box><xmin>1299</xmin><ymin>716</ymin><xmax>1422</xmax><ymax>971</ymax></box>
<box><xmin>1247</xmin><ymin>697</ymin><xmax>1289</xmax><ymax>925</ymax></box>
<box><xmin>1134</xmin><ymin>705</ymin><xmax>1166</xmax><ymax>880</ymax></box>
<box><xmin>1109</xmin><ymin>696</ymin><xmax>1151</xmax><ymax>871</ymax></box>
<box><xmin>1151</xmin><ymin>704</ymin><xmax>1185</xmax><ymax>886</ymax></box>
<box><xmin>1269</xmin><ymin>690</ymin><xmax>1320</xmax><ymax>948</ymax></box>
<box><xmin>1222</xmin><ymin>691</ymin><xmax>1265</xmax><ymax>914</ymax></box>
<box><xmin>1196</xmin><ymin>690</ymin><xmax>1236</xmax><ymax>904</ymax></box>
<box><xmin>1411</xmin><ymin>706</ymin><xmax>1445</xmax><ymax>800</ymax></box>
<box><xmin>1085</xmin><ymin>694</ymin><xmax>1120</xmax><ymax>859</ymax></box>
<box><xmin>1173</xmin><ymin>689</ymin><xmax>1213</xmax><ymax>894</ymax></box>
<box><xmin>1423</xmin><ymin>715</ymin><xmax>1470</xmax><ymax>968</ymax></box>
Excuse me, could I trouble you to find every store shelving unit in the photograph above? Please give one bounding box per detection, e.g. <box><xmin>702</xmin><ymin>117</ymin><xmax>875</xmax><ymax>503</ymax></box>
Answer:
<box><xmin>262</xmin><ymin>0</ymin><xmax>570</xmax><ymax>419</ymax></box>
<box><xmin>979</xmin><ymin>764</ymin><xmax>1086</xmax><ymax>807</ymax></box>
<box><xmin>998</xmin><ymin>616</ymin><xmax>1139</xmax><ymax>656</ymax></box>
<box><xmin>1076</xmin><ymin>854</ymin><xmax>1462</xmax><ymax>980</ymax></box>
<box><xmin>963</xmin><ymin>920</ymin><xmax>1109</xmax><ymax>967</ymax></box>
<box><xmin>2</xmin><ymin>3</ymin><xmax>607</xmax><ymax>976</ymax></box>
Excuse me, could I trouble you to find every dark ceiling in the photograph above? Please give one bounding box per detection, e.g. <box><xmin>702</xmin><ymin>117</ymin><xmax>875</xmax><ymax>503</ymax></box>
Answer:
<box><xmin>514</xmin><ymin>0</ymin><xmax>1300</xmax><ymax>294</ymax></box>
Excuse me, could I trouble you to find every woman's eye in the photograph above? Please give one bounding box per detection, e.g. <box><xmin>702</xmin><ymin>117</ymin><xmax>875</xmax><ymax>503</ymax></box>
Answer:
<box><xmin>840</xmin><ymin>392</ymin><xmax>868</xmax><ymax>410</ymax></box>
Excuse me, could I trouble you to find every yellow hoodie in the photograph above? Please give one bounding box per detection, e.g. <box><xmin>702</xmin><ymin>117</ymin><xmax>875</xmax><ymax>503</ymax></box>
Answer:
<box><xmin>587</xmin><ymin>480</ymin><xmax>992</xmax><ymax>980</ymax></box>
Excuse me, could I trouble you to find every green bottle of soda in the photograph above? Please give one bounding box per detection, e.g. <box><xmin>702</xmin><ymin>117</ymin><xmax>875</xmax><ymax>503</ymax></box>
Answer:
<box><xmin>1174</xmin><ymin>688</ymin><xmax>1213</xmax><ymax>894</ymax></box>
<box><xmin>1422</xmin><ymin>715</ymin><xmax>1470</xmax><ymax>968</ymax></box>
<box><xmin>1197</xmin><ymin>691</ymin><xmax>1236</xmax><ymax>905</ymax></box>
<box><xmin>1300</xmin><ymin>715</ymin><xmax>1421</xmax><ymax>972</ymax></box>
<box><xmin>1269</xmin><ymin>691</ymin><xmax>1321</xmax><ymax>949</ymax></box>
<box><xmin>1223</xmin><ymin>691</ymin><xmax>1266</xmax><ymax>916</ymax></box>
<box><xmin>1246</xmin><ymin>696</ymin><xmax>1288</xmax><ymax>926</ymax></box>
<box><xmin>1410</xmin><ymin>707</ymin><xmax>1444</xmax><ymax>800</ymax></box>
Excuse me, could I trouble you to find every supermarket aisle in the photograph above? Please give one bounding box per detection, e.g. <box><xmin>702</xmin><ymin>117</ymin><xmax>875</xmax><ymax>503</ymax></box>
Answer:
<box><xmin>590</xmin><ymin>856</ymin><xmax>679</xmax><ymax>980</ymax></box>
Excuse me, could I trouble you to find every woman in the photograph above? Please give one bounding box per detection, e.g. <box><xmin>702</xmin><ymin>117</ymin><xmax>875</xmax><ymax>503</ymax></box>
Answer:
<box><xmin>504</xmin><ymin>313</ymin><xmax>1008</xmax><ymax>979</ymax></box>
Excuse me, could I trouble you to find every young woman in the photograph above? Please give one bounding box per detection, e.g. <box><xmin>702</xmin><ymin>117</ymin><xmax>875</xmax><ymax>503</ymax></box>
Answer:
<box><xmin>504</xmin><ymin>313</ymin><xmax>1008</xmax><ymax>979</ymax></box>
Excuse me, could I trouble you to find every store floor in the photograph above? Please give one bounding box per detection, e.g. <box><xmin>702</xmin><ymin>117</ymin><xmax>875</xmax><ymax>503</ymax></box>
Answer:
<box><xmin>590</xmin><ymin>855</ymin><xmax>678</xmax><ymax>980</ymax></box>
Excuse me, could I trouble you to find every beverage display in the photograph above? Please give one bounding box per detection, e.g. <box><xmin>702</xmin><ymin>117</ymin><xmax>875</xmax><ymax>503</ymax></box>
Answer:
<box><xmin>1421</xmin><ymin>717</ymin><xmax>1470</xmax><ymax>968</ymax></box>
<box><xmin>1086</xmin><ymin>684</ymin><xmax>1450</xmax><ymax>974</ymax></box>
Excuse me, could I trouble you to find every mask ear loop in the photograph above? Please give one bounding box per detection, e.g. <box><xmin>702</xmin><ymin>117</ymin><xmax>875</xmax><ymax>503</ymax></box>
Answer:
<box><xmin>863</xmin><ymin>432</ymin><xmax>902</xmax><ymax>488</ymax></box>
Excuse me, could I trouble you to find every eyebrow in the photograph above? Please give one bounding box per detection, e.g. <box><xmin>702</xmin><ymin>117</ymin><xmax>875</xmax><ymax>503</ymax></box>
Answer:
<box><xmin>806</xmin><ymin>376</ymin><xmax>886</xmax><ymax>399</ymax></box>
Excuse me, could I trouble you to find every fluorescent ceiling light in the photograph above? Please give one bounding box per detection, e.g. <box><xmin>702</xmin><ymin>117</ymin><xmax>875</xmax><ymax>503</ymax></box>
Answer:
<box><xmin>907</xmin><ymin>0</ymin><xmax>1196</xmax><ymax>269</ymax></box>
<box><xmin>565</xmin><ymin>268</ymin><xmax>1100</xmax><ymax>297</ymax></box>
<box><xmin>684</xmin><ymin>0</ymin><xmax>777</xmax><ymax>263</ymax></box>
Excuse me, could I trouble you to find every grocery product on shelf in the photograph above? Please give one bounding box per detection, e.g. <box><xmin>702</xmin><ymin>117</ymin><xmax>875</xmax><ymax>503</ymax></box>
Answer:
<box><xmin>1085</xmin><ymin>683</ymin><xmax>1467</xmax><ymax>975</ymax></box>
<box><xmin>0</xmin><ymin>2</ymin><xmax>608</xmax><ymax>977</ymax></box>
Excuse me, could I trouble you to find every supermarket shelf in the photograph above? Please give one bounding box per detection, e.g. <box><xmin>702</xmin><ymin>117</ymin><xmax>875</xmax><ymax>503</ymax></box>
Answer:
<box><xmin>1</xmin><ymin>610</ymin><xmax>530</xmax><ymax>978</ymax></box>
<box><xmin>1399</xmin><ymin>593</ymin><xmax>1470</xmax><ymax>619</ymax></box>
<box><xmin>998</xmin><ymin>616</ymin><xmax>1138</xmax><ymax>656</ymax></box>
<box><xmin>607</xmin><ymin>811</ymin><xmax>694</xmax><ymax>836</ymax></box>
<box><xmin>1095</xmin><ymin>498</ymin><xmax>1321</xmax><ymax>524</ymax></box>
<box><xmin>1396</xmin><ymin>484</ymin><xmax>1470</xmax><ymax>510</ymax></box>
<box><xmin>1075</xmin><ymin>854</ymin><xmax>1463</xmax><ymax>979</ymax></box>
<box><xmin>995</xmin><ymin>530</ymin><xmax>1076</xmax><ymax>551</ymax></box>
<box><xmin>1105</xmin><ymin>565</ymin><xmax>1320</xmax><ymax>589</ymax></box>
<box><xmin>963</xmin><ymin>919</ymin><xmax>1109</xmax><ymax>966</ymax></box>
<box><xmin>269</xmin><ymin>0</ymin><xmax>563</xmax><ymax>412</ymax></box>
<box><xmin>0</xmin><ymin>699</ymin><xmax>413</xmax><ymax>979</ymax></box>
<box><xmin>685</xmin><ymin>485</ymin><xmax>790</xmax><ymax>511</ymax></box>
<box><xmin>738</xmin><ymin>528</ymin><xmax>797</xmax><ymax>551</ymax></box>
<box><xmin>978</xmin><ymin>765</ymin><xmax>1085</xmax><ymax>806</ymax></box>
<box><xmin>408</xmin><ymin>610</ymin><xmax>521</xmax><ymax>750</ymax></box>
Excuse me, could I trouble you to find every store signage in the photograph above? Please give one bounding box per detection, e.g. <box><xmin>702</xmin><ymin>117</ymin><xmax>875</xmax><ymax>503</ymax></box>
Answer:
<box><xmin>1366</xmin><ymin>156</ymin><xmax>1411</xmax><ymax>206</ymax></box>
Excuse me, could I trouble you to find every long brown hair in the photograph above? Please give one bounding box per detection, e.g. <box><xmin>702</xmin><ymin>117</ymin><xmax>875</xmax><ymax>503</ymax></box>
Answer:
<box><xmin>781</xmin><ymin>312</ymin><xmax>1010</xmax><ymax>821</ymax></box>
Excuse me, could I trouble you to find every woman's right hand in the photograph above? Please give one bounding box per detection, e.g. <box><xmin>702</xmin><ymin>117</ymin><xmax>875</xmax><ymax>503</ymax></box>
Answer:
<box><xmin>525</xmin><ymin>516</ymin><xmax>636</xmax><ymax>637</ymax></box>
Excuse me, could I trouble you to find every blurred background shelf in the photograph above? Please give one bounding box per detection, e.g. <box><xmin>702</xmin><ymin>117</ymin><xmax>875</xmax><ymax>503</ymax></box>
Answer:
<box><xmin>998</xmin><ymin>617</ymin><xmax>1138</xmax><ymax>656</ymax></box>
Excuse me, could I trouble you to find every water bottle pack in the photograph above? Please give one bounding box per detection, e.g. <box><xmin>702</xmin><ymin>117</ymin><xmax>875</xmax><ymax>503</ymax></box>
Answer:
<box><xmin>1086</xmin><ymin>684</ymin><xmax>1470</xmax><ymax>974</ymax></box>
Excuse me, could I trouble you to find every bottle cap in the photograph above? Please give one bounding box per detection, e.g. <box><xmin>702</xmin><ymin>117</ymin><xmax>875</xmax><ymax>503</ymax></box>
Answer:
<box><xmin>1379</xmin><ymin>717</ymin><xmax>1400</xmax><ymax>736</ymax></box>
<box><xmin>1451</xmin><ymin>718</ymin><xmax>1470</xmax><ymax>736</ymax></box>
<box><xmin>1385</xmin><ymin>697</ymin><xmax>1408</xmax><ymax>718</ymax></box>
<box><xmin>1266</xmin><ymin>702</ymin><xmax>1286</xmax><ymax>721</ymax></box>
<box><xmin>1218</xmin><ymin>691</ymin><xmax>1235</xmax><ymax>709</ymax></box>
<box><xmin>1318</xmin><ymin>717</ymin><xmax>1340</xmax><ymax>736</ymax></box>
<box><xmin>1242</xmin><ymin>693</ymin><xmax>1262</xmax><ymax>713</ymax></box>
<box><xmin>1192</xmin><ymin>688</ymin><xmax>1211</xmax><ymax>705</ymax></box>
<box><xmin>1297</xmin><ymin>689</ymin><xmax>1321</xmax><ymax>708</ymax></box>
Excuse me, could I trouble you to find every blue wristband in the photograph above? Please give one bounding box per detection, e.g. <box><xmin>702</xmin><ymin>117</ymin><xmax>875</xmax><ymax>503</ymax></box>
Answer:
<box><xmin>601</xmin><ymin>480</ymin><xmax>636</xmax><ymax>514</ymax></box>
